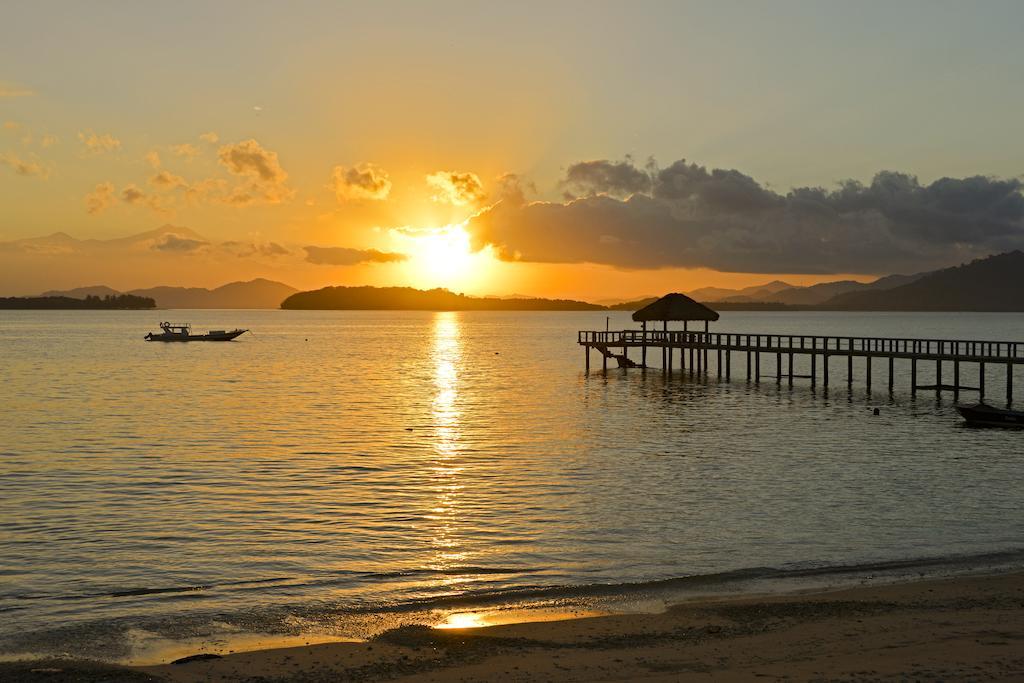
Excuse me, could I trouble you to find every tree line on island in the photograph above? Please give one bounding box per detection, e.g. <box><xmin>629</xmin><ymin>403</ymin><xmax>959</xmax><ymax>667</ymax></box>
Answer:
<box><xmin>0</xmin><ymin>294</ymin><xmax>156</xmax><ymax>310</ymax></box>
<box><xmin>5</xmin><ymin>250</ymin><xmax>1023</xmax><ymax>312</ymax></box>
<box><xmin>280</xmin><ymin>286</ymin><xmax>606</xmax><ymax>311</ymax></box>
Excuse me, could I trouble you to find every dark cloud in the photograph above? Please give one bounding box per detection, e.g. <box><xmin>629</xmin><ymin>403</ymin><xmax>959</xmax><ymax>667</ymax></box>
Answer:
<box><xmin>468</xmin><ymin>158</ymin><xmax>1024</xmax><ymax>274</ymax></box>
<box><xmin>653</xmin><ymin>161</ymin><xmax>781</xmax><ymax>212</ymax></box>
<box><xmin>151</xmin><ymin>234</ymin><xmax>208</xmax><ymax>253</ymax></box>
<box><xmin>562</xmin><ymin>158</ymin><xmax>653</xmax><ymax>199</ymax></box>
<box><xmin>304</xmin><ymin>245</ymin><xmax>407</xmax><ymax>266</ymax></box>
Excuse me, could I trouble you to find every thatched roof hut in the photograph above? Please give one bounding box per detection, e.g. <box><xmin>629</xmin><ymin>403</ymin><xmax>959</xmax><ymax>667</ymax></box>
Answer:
<box><xmin>632</xmin><ymin>293</ymin><xmax>719</xmax><ymax>325</ymax></box>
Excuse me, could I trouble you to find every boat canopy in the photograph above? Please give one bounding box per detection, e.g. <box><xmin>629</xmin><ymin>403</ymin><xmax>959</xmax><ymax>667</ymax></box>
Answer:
<box><xmin>159</xmin><ymin>322</ymin><xmax>191</xmax><ymax>333</ymax></box>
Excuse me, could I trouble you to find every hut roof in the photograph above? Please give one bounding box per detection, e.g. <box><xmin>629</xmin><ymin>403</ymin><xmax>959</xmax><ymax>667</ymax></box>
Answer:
<box><xmin>631</xmin><ymin>293</ymin><xmax>720</xmax><ymax>322</ymax></box>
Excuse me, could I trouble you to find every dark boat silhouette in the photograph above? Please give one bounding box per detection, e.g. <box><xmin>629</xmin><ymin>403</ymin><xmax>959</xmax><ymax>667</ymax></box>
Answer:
<box><xmin>955</xmin><ymin>402</ymin><xmax>1024</xmax><ymax>428</ymax></box>
<box><xmin>144</xmin><ymin>322</ymin><xmax>248</xmax><ymax>342</ymax></box>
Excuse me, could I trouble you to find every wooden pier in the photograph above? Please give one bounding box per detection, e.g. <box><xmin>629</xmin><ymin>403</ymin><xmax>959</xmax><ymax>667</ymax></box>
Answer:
<box><xmin>579</xmin><ymin>329</ymin><xmax>1024</xmax><ymax>404</ymax></box>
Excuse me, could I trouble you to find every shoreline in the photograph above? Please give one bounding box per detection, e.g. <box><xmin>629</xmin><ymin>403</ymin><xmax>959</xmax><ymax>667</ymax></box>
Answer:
<box><xmin>6</xmin><ymin>569</ymin><xmax>1023</xmax><ymax>681</ymax></box>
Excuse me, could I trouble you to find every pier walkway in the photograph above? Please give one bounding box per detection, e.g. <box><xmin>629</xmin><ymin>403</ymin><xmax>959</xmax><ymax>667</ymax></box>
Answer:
<box><xmin>579</xmin><ymin>329</ymin><xmax>1024</xmax><ymax>404</ymax></box>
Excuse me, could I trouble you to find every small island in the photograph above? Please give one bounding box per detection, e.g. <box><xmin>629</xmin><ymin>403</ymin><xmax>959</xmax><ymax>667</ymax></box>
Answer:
<box><xmin>281</xmin><ymin>286</ymin><xmax>605</xmax><ymax>311</ymax></box>
<box><xmin>0</xmin><ymin>294</ymin><xmax>156</xmax><ymax>310</ymax></box>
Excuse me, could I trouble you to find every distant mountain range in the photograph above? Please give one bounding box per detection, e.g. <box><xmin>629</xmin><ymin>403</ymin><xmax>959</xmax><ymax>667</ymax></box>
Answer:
<box><xmin>28</xmin><ymin>250</ymin><xmax>1024</xmax><ymax>312</ymax></box>
<box><xmin>683</xmin><ymin>273</ymin><xmax>923</xmax><ymax>305</ymax></box>
<box><xmin>823</xmin><ymin>250</ymin><xmax>1024</xmax><ymax>311</ymax></box>
<box><xmin>609</xmin><ymin>252</ymin><xmax>1023</xmax><ymax>312</ymax></box>
<box><xmin>687</xmin><ymin>280</ymin><xmax>794</xmax><ymax>303</ymax></box>
<box><xmin>282</xmin><ymin>286</ymin><xmax>605</xmax><ymax>311</ymax></box>
<box><xmin>43</xmin><ymin>278</ymin><xmax>297</xmax><ymax>309</ymax></box>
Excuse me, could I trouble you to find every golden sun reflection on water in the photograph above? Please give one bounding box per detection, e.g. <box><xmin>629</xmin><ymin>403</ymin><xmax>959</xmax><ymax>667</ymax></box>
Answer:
<box><xmin>434</xmin><ymin>608</ymin><xmax>610</xmax><ymax>630</ymax></box>
<box><xmin>427</xmin><ymin>312</ymin><xmax>468</xmax><ymax>574</ymax></box>
<box><xmin>435</xmin><ymin>612</ymin><xmax>487</xmax><ymax>629</ymax></box>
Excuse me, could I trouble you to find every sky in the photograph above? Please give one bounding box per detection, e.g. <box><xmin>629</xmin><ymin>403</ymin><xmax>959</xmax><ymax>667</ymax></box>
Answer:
<box><xmin>3</xmin><ymin>0</ymin><xmax>1024</xmax><ymax>298</ymax></box>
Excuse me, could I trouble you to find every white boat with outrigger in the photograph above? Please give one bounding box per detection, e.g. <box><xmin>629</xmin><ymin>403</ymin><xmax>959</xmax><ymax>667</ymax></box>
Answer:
<box><xmin>144</xmin><ymin>322</ymin><xmax>248</xmax><ymax>342</ymax></box>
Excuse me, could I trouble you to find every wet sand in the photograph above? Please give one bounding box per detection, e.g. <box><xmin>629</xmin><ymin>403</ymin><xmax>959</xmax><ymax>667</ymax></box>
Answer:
<box><xmin>7</xmin><ymin>571</ymin><xmax>1024</xmax><ymax>682</ymax></box>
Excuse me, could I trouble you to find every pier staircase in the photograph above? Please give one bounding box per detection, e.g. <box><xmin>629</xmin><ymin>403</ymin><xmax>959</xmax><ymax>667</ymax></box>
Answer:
<box><xmin>594</xmin><ymin>343</ymin><xmax>643</xmax><ymax>368</ymax></box>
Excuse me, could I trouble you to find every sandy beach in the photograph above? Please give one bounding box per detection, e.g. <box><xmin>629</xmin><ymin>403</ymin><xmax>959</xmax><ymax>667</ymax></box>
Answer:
<box><xmin>5</xmin><ymin>570</ymin><xmax>1022</xmax><ymax>682</ymax></box>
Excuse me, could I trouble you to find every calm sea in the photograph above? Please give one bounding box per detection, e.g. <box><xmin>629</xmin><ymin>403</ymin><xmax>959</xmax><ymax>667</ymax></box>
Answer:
<box><xmin>2</xmin><ymin>310</ymin><xmax>1023</xmax><ymax>662</ymax></box>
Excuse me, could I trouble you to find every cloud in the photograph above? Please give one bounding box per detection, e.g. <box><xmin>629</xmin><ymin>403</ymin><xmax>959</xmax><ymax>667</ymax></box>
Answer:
<box><xmin>40</xmin><ymin>134</ymin><xmax>58</xmax><ymax>148</ymax></box>
<box><xmin>0</xmin><ymin>83</ymin><xmax>34</xmax><ymax>98</ymax></box>
<box><xmin>124</xmin><ymin>183</ymin><xmax>174</xmax><ymax>213</ymax></box>
<box><xmin>149</xmin><ymin>169</ymin><xmax>186</xmax><ymax>189</ymax></box>
<box><xmin>218</xmin><ymin>138</ymin><xmax>286</xmax><ymax>183</ymax></box>
<box><xmin>199</xmin><ymin>132</ymin><xmax>219</xmax><ymax>144</ymax></box>
<box><xmin>182</xmin><ymin>177</ymin><xmax>228</xmax><ymax>205</ymax></box>
<box><xmin>217</xmin><ymin>139</ymin><xmax>291</xmax><ymax>204</ymax></box>
<box><xmin>426</xmin><ymin>170</ymin><xmax>485</xmax><ymax>206</ymax></box>
<box><xmin>494</xmin><ymin>172</ymin><xmax>536</xmax><ymax>206</ymax></box>
<box><xmin>0</xmin><ymin>151</ymin><xmax>47</xmax><ymax>178</ymax></box>
<box><xmin>144</xmin><ymin>150</ymin><xmax>162</xmax><ymax>168</ymax></box>
<box><xmin>331</xmin><ymin>163</ymin><xmax>392</xmax><ymax>201</ymax></box>
<box><xmin>151</xmin><ymin>233</ymin><xmax>208</xmax><ymax>252</ymax></box>
<box><xmin>304</xmin><ymin>245</ymin><xmax>407</xmax><ymax>265</ymax></box>
<box><xmin>171</xmin><ymin>142</ymin><xmax>201</xmax><ymax>159</ymax></box>
<box><xmin>78</xmin><ymin>130</ymin><xmax>121</xmax><ymax>154</ymax></box>
<box><xmin>467</xmin><ymin>157</ymin><xmax>1024</xmax><ymax>274</ymax></box>
<box><xmin>221</xmin><ymin>240</ymin><xmax>291</xmax><ymax>258</ymax></box>
<box><xmin>121</xmin><ymin>184</ymin><xmax>146</xmax><ymax>204</ymax></box>
<box><xmin>85</xmin><ymin>182</ymin><xmax>116</xmax><ymax>214</ymax></box>
<box><xmin>562</xmin><ymin>158</ymin><xmax>653</xmax><ymax>199</ymax></box>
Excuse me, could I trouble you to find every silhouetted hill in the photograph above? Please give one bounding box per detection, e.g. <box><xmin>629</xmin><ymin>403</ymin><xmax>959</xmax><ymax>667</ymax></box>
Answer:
<box><xmin>612</xmin><ymin>297</ymin><xmax>803</xmax><ymax>312</ymax></box>
<box><xmin>685</xmin><ymin>281</ymin><xmax>792</xmax><ymax>302</ymax></box>
<box><xmin>608</xmin><ymin>297</ymin><xmax>658</xmax><ymax>311</ymax></box>
<box><xmin>128</xmin><ymin>279</ymin><xmax>297</xmax><ymax>308</ymax></box>
<box><xmin>0</xmin><ymin>294</ymin><xmax>155</xmax><ymax>309</ymax></box>
<box><xmin>281</xmin><ymin>286</ymin><xmax>605</xmax><ymax>311</ymax></box>
<box><xmin>823</xmin><ymin>251</ymin><xmax>1024</xmax><ymax>310</ymax></box>
<box><xmin>32</xmin><ymin>278</ymin><xmax>296</xmax><ymax>308</ymax></box>
<box><xmin>763</xmin><ymin>280</ymin><xmax>867</xmax><ymax>305</ymax></box>
<box><xmin>41</xmin><ymin>285</ymin><xmax>123</xmax><ymax>298</ymax></box>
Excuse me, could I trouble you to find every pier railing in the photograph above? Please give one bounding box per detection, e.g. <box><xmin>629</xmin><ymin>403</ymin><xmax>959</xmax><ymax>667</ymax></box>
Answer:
<box><xmin>578</xmin><ymin>330</ymin><xmax>1024</xmax><ymax>362</ymax></box>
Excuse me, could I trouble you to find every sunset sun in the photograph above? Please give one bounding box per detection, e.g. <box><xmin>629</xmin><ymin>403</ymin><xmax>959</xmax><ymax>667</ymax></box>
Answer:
<box><xmin>397</xmin><ymin>224</ymin><xmax>494</xmax><ymax>291</ymax></box>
